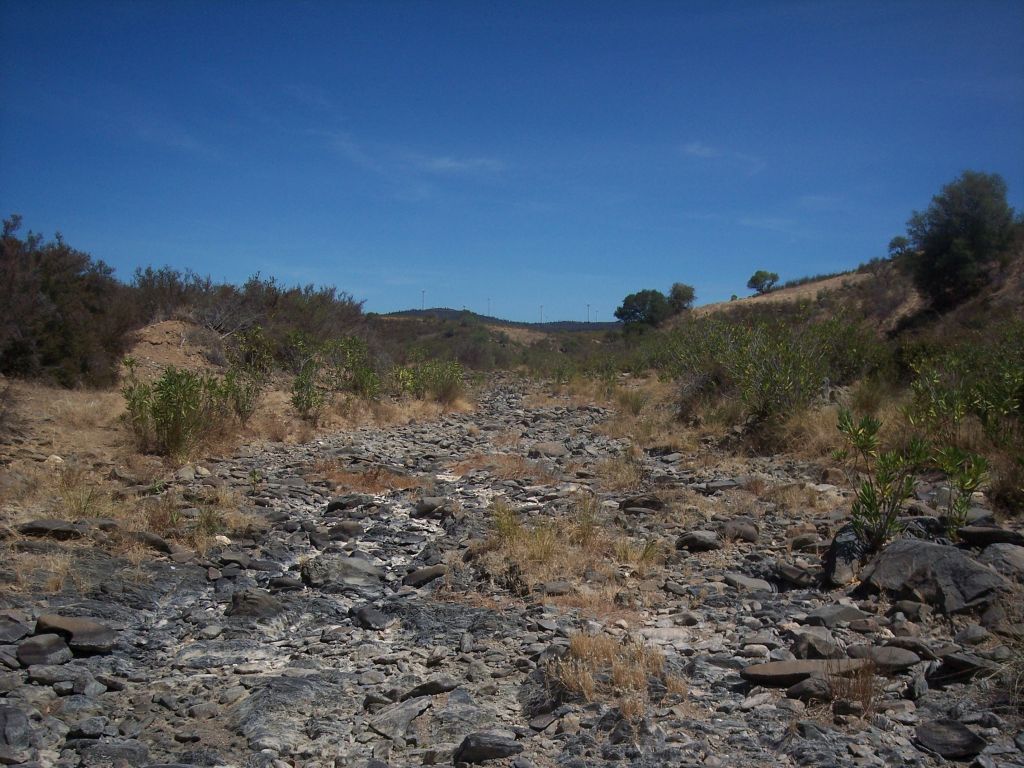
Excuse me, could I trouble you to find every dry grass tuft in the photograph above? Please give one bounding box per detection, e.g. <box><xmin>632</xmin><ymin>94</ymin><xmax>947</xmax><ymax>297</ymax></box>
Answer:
<box><xmin>826</xmin><ymin>659</ymin><xmax>879</xmax><ymax>717</ymax></box>
<box><xmin>548</xmin><ymin>632</ymin><xmax>680</xmax><ymax>720</ymax></box>
<box><xmin>779</xmin><ymin>405</ymin><xmax>843</xmax><ymax>459</ymax></box>
<box><xmin>763</xmin><ymin>482</ymin><xmax>824</xmax><ymax>513</ymax></box>
<box><xmin>480</xmin><ymin>493</ymin><xmax>668</xmax><ymax>620</ymax></box>
<box><xmin>596</xmin><ymin>450</ymin><xmax>648</xmax><ymax>492</ymax></box>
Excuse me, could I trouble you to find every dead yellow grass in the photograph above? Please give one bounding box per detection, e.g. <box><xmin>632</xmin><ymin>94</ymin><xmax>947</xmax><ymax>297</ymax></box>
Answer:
<box><xmin>692</xmin><ymin>272</ymin><xmax>870</xmax><ymax>318</ymax></box>
<box><xmin>449</xmin><ymin>453</ymin><xmax>558</xmax><ymax>484</ymax></box>
<box><xmin>548</xmin><ymin>632</ymin><xmax>686</xmax><ymax>720</ymax></box>
<box><xmin>480</xmin><ymin>495</ymin><xmax>670</xmax><ymax>621</ymax></box>
<box><xmin>307</xmin><ymin>460</ymin><xmax>428</xmax><ymax>494</ymax></box>
<box><xmin>595</xmin><ymin>451</ymin><xmax>648</xmax><ymax>492</ymax></box>
<box><xmin>825</xmin><ymin>659</ymin><xmax>880</xmax><ymax>718</ymax></box>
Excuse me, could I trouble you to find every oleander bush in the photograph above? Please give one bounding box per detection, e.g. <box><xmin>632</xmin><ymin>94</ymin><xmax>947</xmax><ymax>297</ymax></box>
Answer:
<box><xmin>122</xmin><ymin>360</ymin><xmax>233</xmax><ymax>458</ymax></box>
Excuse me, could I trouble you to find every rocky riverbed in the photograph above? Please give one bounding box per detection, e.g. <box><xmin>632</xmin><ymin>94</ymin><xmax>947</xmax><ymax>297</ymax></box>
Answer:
<box><xmin>2</xmin><ymin>379</ymin><xmax>1022</xmax><ymax>767</ymax></box>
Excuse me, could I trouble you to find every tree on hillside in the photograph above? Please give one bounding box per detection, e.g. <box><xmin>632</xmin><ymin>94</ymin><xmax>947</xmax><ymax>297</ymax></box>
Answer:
<box><xmin>905</xmin><ymin>171</ymin><xmax>1016</xmax><ymax>309</ymax></box>
<box><xmin>887</xmin><ymin>235</ymin><xmax>911</xmax><ymax>260</ymax></box>
<box><xmin>747</xmin><ymin>270</ymin><xmax>779</xmax><ymax>295</ymax></box>
<box><xmin>668</xmin><ymin>282</ymin><xmax>696</xmax><ymax>314</ymax></box>
<box><xmin>614</xmin><ymin>289</ymin><xmax>671</xmax><ymax>328</ymax></box>
<box><xmin>0</xmin><ymin>216</ymin><xmax>138</xmax><ymax>386</ymax></box>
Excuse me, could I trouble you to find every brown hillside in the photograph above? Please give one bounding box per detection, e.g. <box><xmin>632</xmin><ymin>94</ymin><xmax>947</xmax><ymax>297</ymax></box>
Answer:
<box><xmin>694</xmin><ymin>272</ymin><xmax>871</xmax><ymax>317</ymax></box>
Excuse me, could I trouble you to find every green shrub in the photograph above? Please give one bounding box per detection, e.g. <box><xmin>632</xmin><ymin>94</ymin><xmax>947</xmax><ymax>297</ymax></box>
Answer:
<box><xmin>321</xmin><ymin>336</ymin><xmax>381</xmax><ymax>399</ymax></box>
<box><xmin>837</xmin><ymin>410</ymin><xmax>929</xmax><ymax>553</ymax></box>
<box><xmin>122</xmin><ymin>360</ymin><xmax>232</xmax><ymax>458</ymax></box>
<box><xmin>392</xmin><ymin>356</ymin><xmax>464</xmax><ymax>404</ymax></box>
<box><xmin>903</xmin><ymin>322</ymin><xmax>1023</xmax><ymax>509</ymax></box>
<box><xmin>933</xmin><ymin>446</ymin><xmax>988</xmax><ymax>536</ymax></box>
<box><xmin>659</xmin><ymin>312</ymin><xmax>883</xmax><ymax>425</ymax></box>
<box><xmin>291</xmin><ymin>357</ymin><xmax>326</xmax><ymax>423</ymax></box>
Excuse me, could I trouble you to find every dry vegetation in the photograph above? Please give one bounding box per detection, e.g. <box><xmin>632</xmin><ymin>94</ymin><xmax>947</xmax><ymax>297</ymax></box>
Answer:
<box><xmin>306</xmin><ymin>460</ymin><xmax>428</xmax><ymax>495</ymax></box>
<box><xmin>449</xmin><ymin>453</ymin><xmax>560</xmax><ymax>484</ymax></box>
<box><xmin>473</xmin><ymin>495</ymin><xmax>669</xmax><ymax>619</ymax></box>
<box><xmin>0</xmin><ymin>455</ymin><xmax>264</xmax><ymax>594</ymax></box>
<box><xmin>548</xmin><ymin>632</ymin><xmax>687</xmax><ymax>720</ymax></box>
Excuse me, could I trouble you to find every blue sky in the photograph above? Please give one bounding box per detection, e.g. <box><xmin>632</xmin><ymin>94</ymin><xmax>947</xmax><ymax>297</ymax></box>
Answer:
<box><xmin>2</xmin><ymin>1</ymin><xmax>1022</xmax><ymax>322</ymax></box>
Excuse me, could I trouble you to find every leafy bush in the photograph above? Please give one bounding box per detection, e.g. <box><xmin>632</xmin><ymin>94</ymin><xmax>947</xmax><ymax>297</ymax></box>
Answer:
<box><xmin>222</xmin><ymin>326</ymin><xmax>273</xmax><ymax>424</ymax></box>
<box><xmin>321</xmin><ymin>336</ymin><xmax>381</xmax><ymax>399</ymax></box>
<box><xmin>903</xmin><ymin>321</ymin><xmax>1023</xmax><ymax>509</ymax></box>
<box><xmin>659</xmin><ymin>312</ymin><xmax>883</xmax><ymax>425</ymax></box>
<box><xmin>122</xmin><ymin>360</ymin><xmax>232</xmax><ymax>458</ymax></box>
<box><xmin>392</xmin><ymin>356</ymin><xmax>464</xmax><ymax>404</ymax></box>
<box><xmin>933</xmin><ymin>446</ymin><xmax>988</xmax><ymax>536</ymax></box>
<box><xmin>837</xmin><ymin>410</ymin><xmax>929</xmax><ymax>553</ymax></box>
<box><xmin>291</xmin><ymin>357</ymin><xmax>326</xmax><ymax>423</ymax></box>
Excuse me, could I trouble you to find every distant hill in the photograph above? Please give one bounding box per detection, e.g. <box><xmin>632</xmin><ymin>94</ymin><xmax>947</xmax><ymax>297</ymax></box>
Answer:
<box><xmin>380</xmin><ymin>308</ymin><xmax>619</xmax><ymax>334</ymax></box>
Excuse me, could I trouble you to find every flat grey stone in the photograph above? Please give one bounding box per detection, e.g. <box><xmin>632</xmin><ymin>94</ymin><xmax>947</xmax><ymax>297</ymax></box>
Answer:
<box><xmin>847</xmin><ymin>644</ymin><xmax>921</xmax><ymax>674</ymax></box>
<box><xmin>676</xmin><ymin>530</ymin><xmax>722</xmax><ymax>552</ymax></box>
<box><xmin>915</xmin><ymin>719</ymin><xmax>986</xmax><ymax>758</ymax></box>
<box><xmin>724</xmin><ymin>573</ymin><xmax>773</xmax><ymax>592</ymax></box>
<box><xmin>527</xmin><ymin>442</ymin><xmax>567</xmax><ymax>458</ymax></box>
<box><xmin>301</xmin><ymin>554</ymin><xmax>384</xmax><ymax>591</ymax></box>
<box><xmin>740</xmin><ymin>659</ymin><xmax>869</xmax><ymax>687</ymax></box>
<box><xmin>17</xmin><ymin>518</ymin><xmax>83</xmax><ymax>540</ymax></box>
<box><xmin>226</xmin><ymin>589</ymin><xmax>284</xmax><ymax>619</ymax></box>
<box><xmin>368</xmin><ymin>696</ymin><xmax>431</xmax><ymax>741</ymax></box>
<box><xmin>454</xmin><ymin>731</ymin><xmax>524</xmax><ymax>763</ymax></box>
<box><xmin>805</xmin><ymin>603</ymin><xmax>870</xmax><ymax>628</ymax></box>
<box><xmin>402</xmin><ymin>564</ymin><xmax>447</xmax><ymax>588</ymax></box>
<box><xmin>17</xmin><ymin>634</ymin><xmax>72</xmax><ymax>667</ymax></box>
<box><xmin>35</xmin><ymin>614</ymin><xmax>117</xmax><ymax>654</ymax></box>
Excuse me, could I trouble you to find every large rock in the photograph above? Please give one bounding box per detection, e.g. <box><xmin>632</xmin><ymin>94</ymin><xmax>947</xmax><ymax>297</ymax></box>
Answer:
<box><xmin>17</xmin><ymin>634</ymin><xmax>72</xmax><ymax>667</ymax></box>
<box><xmin>35</xmin><ymin>614</ymin><xmax>117</xmax><ymax>654</ymax></box>
<box><xmin>368</xmin><ymin>696</ymin><xmax>431</xmax><ymax>742</ymax></box>
<box><xmin>453</xmin><ymin>731</ymin><xmax>523</xmax><ymax>763</ymax></box>
<box><xmin>300</xmin><ymin>554</ymin><xmax>384</xmax><ymax>592</ymax></box>
<box><xmin>527</xmin><ymin>442</ymin><xmax>567</xmax><ymax>459</ymax></box>
<box><xmin>226</xmin><ymin>589</ymin><xmax>284</xmax><ymax>619</ymax></box>
<box><xmin>739</xmin><ymin>659</ymin><xmax>868</xmax><ymax>687</ymax></box>
<box><xmin>0</xmin><ymin>615</ymin><xmax>31</xmax><ymax>644</ymax></box>
<box><xmin>977</xmin><ymin>543</ymin><xmax>1024</xmax><ymax>583</ymax></box>
<box><xmin>676</xmin><ymin>530</ymin><xmax>722</xmax><ymax>552</ymax></box>
<box><xmin>915</xmin><ymin>719</ymin><xmax>986</xmax><ymax>759</ymax></box>
<box><xmin>0</xmin><ymin>705</ymin><xmax>32</xmax><ymax>762</ymax></box>
<box><xmin>861</xmin><ymin>538</ymin><xmax>1009</xmax><ymax>614</ymax></box>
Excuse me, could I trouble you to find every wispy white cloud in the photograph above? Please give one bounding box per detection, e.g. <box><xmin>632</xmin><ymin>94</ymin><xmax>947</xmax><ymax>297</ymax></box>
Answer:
<box><xmin>738</xmin><ymin>215</ymin><xmax>795</xmax><ymax>232</ymax></box>
<box><xmin>681</xmin><ymin>141</ymin><xmax>720</xmax><ymax>159</ymax></box>
<box><xmin>409</xmin><ymin>154</ymin><xmax>505</xmax><ymax>175</ymax></box>
<box><xmin>312</xmin><ymin>128</ymin><xmax>506</xmax><ymax>201</ymax></box>
<box><xmin>680</xmin><ymin>140</ymin><xmax>765</xmax><ymax>176</ymax></box>
<box><xmin>796</xmin><ymin>194</ymin><xmax>845</xmax><ymax>212</ymax></box>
